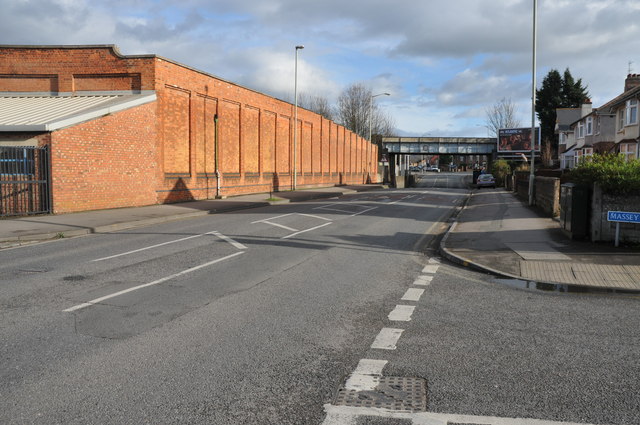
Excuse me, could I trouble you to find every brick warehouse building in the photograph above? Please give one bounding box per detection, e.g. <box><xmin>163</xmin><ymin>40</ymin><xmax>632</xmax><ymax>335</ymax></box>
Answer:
<box><xmin>0</xmin><ymin>45</ymin><xmax>379</xmax><ymax>214</ymax></box>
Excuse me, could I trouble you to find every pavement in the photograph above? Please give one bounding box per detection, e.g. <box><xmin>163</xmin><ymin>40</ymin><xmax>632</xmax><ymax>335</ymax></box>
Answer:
<box><xmin>2</xmin><ymin>183</ymin><xmax>639</xmax><ymax>293</ymax></box>
<box><xmin>441</xmin><ymin>188</ymin><xmax>640</xmax><ymax>293</ymax></box>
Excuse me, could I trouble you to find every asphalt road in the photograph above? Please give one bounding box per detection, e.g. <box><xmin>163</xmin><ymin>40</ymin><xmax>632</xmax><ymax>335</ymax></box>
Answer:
<box><xmin>2</xmin><ymin>173</ymin><xmax>638</xmax><ymax>425</ymax></box>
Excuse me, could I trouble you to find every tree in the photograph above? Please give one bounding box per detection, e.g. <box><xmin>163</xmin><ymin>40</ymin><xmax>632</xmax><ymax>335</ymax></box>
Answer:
<box><xmin>536</xmin><ymin>68</ymin><xmax>589</xmax><ymax>157</ymax></box>
<box><xmin>484</xmin><ymin>97</ymin><xmax>522</xmax><ymax>138</ymax></box>
<box><xmin>298</xmin><ymin>93</ymin><xmax>334</xmax><ymax>121</ymax></box>
<box><xmin>335</xmin><ymin>83</ymin><xmax>395</xmax><ymax>139</ymax></box>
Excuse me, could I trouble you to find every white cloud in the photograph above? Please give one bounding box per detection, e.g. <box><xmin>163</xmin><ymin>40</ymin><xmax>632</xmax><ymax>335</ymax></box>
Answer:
<box><xmin>1</xmin><ymin>0</ymin><xmax>639</xmax><ymax>137</ymax></box>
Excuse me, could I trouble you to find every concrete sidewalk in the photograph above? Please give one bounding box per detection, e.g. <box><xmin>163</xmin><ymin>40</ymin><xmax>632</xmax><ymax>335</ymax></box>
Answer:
<box><xmin>440</xmin><ymin>189</ymin><xmax>640</xmax><ymax>293</ymax></box>
<box><xmin>0</xmin><ymin>184</ymin><xmax>386</xmax><ymax>248</ymax></box>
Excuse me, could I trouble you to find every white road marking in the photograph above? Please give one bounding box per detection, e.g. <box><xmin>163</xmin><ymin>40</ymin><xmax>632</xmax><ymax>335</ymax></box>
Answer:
<box><xmin>298</xmin><ymin>213</ymin><xmax>333</xmax><ymax>221</ymax></box>
<box><xmin>322</xmin><ymin>404</ymin><xmax>599</xmax><ymax>425</ymax></box>
<box><xmin>422</xmin><ymin>264</ymin><xmax>440</xmax><ymax>274</ymax></box>
<box><xmin>64</xmin><ymin>251</ymin><xmax>245</xmax><ymax>312</ymax></box>
<box><xmin>371</xmin><ymin>328</ymin><xmax>403</xmax><ymax>350</ymax></box>
<box><xmin>344</xmin><ymin>359</ymin><xmax>387</xmax><ymax>391</ymax></box>
<box><xmin>92</xmin><ymin>231</ymin><xmax>218</xmax><ymax>262</ymax></box>
<box><xmin>210</xmin><ymin>231</ymin><xmax>247</xmax><ymax>250</ymax></box>
<box><xmin>261</xmin><ymin>221</ymin><xmax>298</xmax><ymax>232</ymax></box>
<box><xmin>390</xmin><ymin>195</ymin><xmax>413</xmax><ymax>205</ymax></box>
<box><xmin>349</xmin><ymin>206</ymin><xmax>377</xmax><ymax>216</ymax></box>
<box><xmin>314</xmin><ymin>206</ymin><xmax>354</xmax><ymax>213</ymax></box>
<box><xmin>413</xmin><ymin>275</ymin><xmax>433</xmax><ymax>286</ymax></box>
<box><xmin>388</xmin><ymin>305</ymin><xmax>415</xmax><ymax>321</ymax></box>
<box><xmin>282</xmin><ymin>222</ymin><xmax>332</xmax><ymax>239</ymax></box>
<box><xmin>428</xmin><ymin>257</ymin><xmax>441</xmax><ymax>264</ymax></box>
<box><xmin>401</xmin><ymin>288</ymin><xmax>424</xmax><ymax>302</ymax></box>
<box><xmin>251</xmin><ymin>213</ymin><xmax>294</xmax><ymax>223</ymax></box>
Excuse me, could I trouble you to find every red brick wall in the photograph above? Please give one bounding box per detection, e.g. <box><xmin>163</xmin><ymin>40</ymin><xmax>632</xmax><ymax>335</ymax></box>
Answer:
<box><xmin>49</xmin><ymin>102</ymin><xmax>158</xmax><ymax>213</ymax></box>
<box><xmin>1</xmin><ymin>45</ymin><xmax>379</xmax><ymax>210</ymax></box>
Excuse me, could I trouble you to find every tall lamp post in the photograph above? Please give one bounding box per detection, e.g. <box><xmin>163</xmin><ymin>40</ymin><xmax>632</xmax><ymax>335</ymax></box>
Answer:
<box><xmin>293</xmin><ymin>45</ymin><xmax>304</xmax><ymax>190</ymax></box>
<box><xmin>368</xmin><ymin>92</ymin><xmax>390</xmax><ymax>181</ymax></box>
<box><xmin>369</xmin><ymin>92</ymin><xmax>390</xmax><ymax>142</ymax></box>
<box><xmin>528</xmin><ymin>0</ymin><xmax>537</xmax><ymax>206</ymax></box>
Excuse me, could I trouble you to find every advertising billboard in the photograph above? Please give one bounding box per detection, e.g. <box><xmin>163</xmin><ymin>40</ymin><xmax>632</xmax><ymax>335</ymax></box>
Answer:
<box><xmin>498</xmin><ymin>127</ymin><xmax>540</xmax><ymax>152</ymax></box>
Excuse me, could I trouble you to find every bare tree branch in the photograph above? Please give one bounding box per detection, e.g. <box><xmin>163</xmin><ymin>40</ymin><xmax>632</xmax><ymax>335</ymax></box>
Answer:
<box><xmin>485</xmin><ymin>97</ymin><xmax>521</xmax><ymax>138</ymax></box>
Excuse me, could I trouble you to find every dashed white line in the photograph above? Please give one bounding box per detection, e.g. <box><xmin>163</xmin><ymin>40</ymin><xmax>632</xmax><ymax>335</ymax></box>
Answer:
<box><xmin>388</xmin><ymin>305</ymin><xmax>415</xmax><ymax>321</ymax></box>
<box><xmin>344</xmin><ymin>359</ymin><xmax>387</xmax><ymax>391</ymax></box>
<box><xmin>371</xmin><ymin>328</ymin><xmax>403</xmax><ymax>350</ymax></box>
<box><xmin>413</xmin><ymin>275</ymin><xmax>433</xmax><ymax>286</ymax></box>
<box><xmin>64</xmin><ymin>251</ymin><xmax>245</xmax><ymax>312</ymax></box>
<box><xmin>422</xmin><ymin>264</ymin><xmax>440</xmax><ymax>274</ymax></box>
<box><xmin>401</xmin><ymin>288</ymin><xmax>424</xmax><ymax>302</ymax></box>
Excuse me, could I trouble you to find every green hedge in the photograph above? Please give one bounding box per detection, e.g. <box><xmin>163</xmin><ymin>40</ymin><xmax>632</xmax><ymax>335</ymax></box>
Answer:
<box><xmin>569</xmin><ymin>154</ymin><xmax>640</xmax><ymax>194</ymax></box>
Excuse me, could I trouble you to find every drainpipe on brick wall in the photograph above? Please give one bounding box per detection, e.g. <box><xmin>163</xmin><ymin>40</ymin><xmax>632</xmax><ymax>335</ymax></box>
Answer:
<box><xmin>214</xmin><ymin>114</ymin><xmax>222</xmax><ymax>199</ymax></box>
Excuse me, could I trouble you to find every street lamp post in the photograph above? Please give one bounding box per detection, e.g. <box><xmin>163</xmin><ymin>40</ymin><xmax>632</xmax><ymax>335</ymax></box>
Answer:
<box><xmin>369</xmin><ymin>92</ymin><xmax>390</xmax><ymax>142</ymax></box>
<box><xmin>528</xmin><ymin>0</ymin><xmax>537</xmax><ymax>206</ymax></box>
<box><xmin>368</xmin><ymin>92</ymin><xmax>390</xmax><ymax>182</ymax></box>
<box><xmin>293</xmin><ymin>45</ymin><xmax>304</xmax><ymax>191</ymax></box>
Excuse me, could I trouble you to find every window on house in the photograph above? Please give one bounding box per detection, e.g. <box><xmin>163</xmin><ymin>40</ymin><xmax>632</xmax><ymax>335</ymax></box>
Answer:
<box><xmin>620</xmin><ymin>142</ymin><xmax>637</xmax><ymax>161</ymax></box>
<box><xmin>618</xmin><ymin>109</ymin><xmax>625</xmax><ymax>131</ymax></box>
<box><xmin>586</xmin><ymin>117</ymin><xmax>593</xmax><ymax>135</ymax></box>
<box><xmin>595</xmin><ymin>116</ymin><xmax>601</xmax><ymax>135</ymax></box>
<box><xmin>577</xmin><ymin>121</ymin><xmax>584</xmax><ymax>138</ymax></box>
<box><xmin>626</xmin><ymin>99</ymin><xmax>638</xmax><ymax>125</ymax></box>
<box><xmin>584</xmin><ymin>147</ymin><xmax>593</xmax><ymax>159</ymax></box>
<box><xmin>575</xmin><ymin>149</ymin><xmax>582</xmax><ymax>164</ymax></box>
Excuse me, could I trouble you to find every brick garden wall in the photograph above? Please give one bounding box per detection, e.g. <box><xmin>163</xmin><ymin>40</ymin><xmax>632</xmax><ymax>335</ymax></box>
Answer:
<box><xmin>534</xmin><ymin>176</ymin><xmax>560</xmax><ymax>217</ymax></box>
<box><xmin>0</xmin><ymin>45</ymin><xmax>378</xmax><ymax>211</ymax></box>
<box><xmin>590</xmin><ymin>184</ymin><xmax>640</xmax><ymax>243</ymax></box>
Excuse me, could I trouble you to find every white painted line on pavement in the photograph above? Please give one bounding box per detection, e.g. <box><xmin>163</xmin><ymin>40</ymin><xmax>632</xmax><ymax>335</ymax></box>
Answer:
<box><xmin>92</xmin><ymin>231</ymin><xmax>218</xmax><ymax>262</ymax></box>
<box><xmin>371</xmin><ymin>328</ymin><xmax>403</xmax><ymax>350</ymax></box>
<box><xmin>388</xmin><ymin>305</ymin><xmax>415</xmax><ymax>321</ymax></box>
<box><xmin>413</xmin><ymin>275</ymin><xmax>433</xmax><ymax>286</ymax></box>
<box><xmin>344</xmin><ymin>359</ymin><xmax>387</xmax><ymax>391</ymax></box>
<box><xmin>349</xmin><ymin>206</ymin><xmax>377</xmax><ymax>217</ymax></box>
<box><xmin>401</xmin><ymin>288</ymin><xmax>424</xmax><ymax>302</ymax></box>
<box><xmin>428</xmin><ymin>257</ymin><xmax>441</xmax><ymax>264</ymax></box>
<box><xmin>64</xmin><ymin>251</ymin><xmax>245</xmax><ymax>312</ymax></box>
<box><xmin>251</xmin><ymin>213</ymin><xmax>294</xmax><ymax>223</ymax></box>
<box><xmin>262</xmin><ymin>221</ymin><xmax>298</xmax><ymax>232</ymax></box>
<box><xmin>210</xmin><ymin>231</ymin><xmax>247</xmax><ymax>250</ymax></box>
<box><xmin>322</xmin><ymin>404</ymin><xmax>599</xmax><ymax>425</ymax></box>
<box><xmin>422</xmin><ymin>264</ymin><xmax>440</xmax><ymax>274</ymax></box>
<box><xmin>298</xmin><ymin>213</ymin><xmax>333</xmax><ymax>221</ymax></box>
<box><xmin>282</xmin><ymin>222</ymin><xmax>332</xmax><ymax>239</ymax></box>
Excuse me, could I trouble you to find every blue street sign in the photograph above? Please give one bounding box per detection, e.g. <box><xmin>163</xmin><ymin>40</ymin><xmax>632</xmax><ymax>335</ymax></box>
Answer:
<box><xmin>607</xmin><ymin>211</ymin><xmax>640</xmax><ymax>224</ymax></box>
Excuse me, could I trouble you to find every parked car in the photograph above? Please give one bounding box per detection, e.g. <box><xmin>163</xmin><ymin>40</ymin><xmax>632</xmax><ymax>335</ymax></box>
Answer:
<box><xmin>476</xmin><ymin>173</ymin><xmax>496</xmax><ymax>188</ymax></box>
<box><xmin>425</xmin><ymin>165</ymin><xmax>440</xmax><ymax>172</ymax></box>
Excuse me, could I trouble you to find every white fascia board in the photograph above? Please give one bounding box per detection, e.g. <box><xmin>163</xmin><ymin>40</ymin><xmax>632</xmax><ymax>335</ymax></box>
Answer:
<box><xmin>46</xmin><ymin>93</ymin><xmax>157</xmax><ymax>131</ymax></box>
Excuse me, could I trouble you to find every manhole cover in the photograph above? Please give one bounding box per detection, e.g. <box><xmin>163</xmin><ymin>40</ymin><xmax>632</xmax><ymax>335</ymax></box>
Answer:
<box><xmin>334</xmin><ymin>376</ymin><xmax>427</xmax><ymax>412</ymax></box>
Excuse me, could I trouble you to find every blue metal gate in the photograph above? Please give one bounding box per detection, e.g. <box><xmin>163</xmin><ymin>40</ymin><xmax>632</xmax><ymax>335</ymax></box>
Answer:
<box><xmin>0</xmin><ymin>146</ymin><xmax>51</xmax><ymax>216</ymax></box>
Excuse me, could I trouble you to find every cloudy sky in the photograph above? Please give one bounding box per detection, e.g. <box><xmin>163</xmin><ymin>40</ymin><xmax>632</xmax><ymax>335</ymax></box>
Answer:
<box><xmin>2</xmin><ymin>0</ymin><xmax>639</xmax><ymax>136</ymax></box>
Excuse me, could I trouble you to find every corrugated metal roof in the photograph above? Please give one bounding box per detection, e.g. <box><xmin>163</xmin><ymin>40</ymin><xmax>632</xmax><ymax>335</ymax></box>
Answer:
<box><xmin>0</xmin><ymin>92</ymin><xmax>156</xmax><ymax>131</ymax></box>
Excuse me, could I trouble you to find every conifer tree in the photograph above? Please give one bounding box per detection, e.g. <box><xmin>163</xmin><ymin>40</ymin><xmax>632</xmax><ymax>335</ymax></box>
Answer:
<box><xmin>535</xmin><ymin>68</ymin><xmax>589</xmax><ymax>157</ymax></box>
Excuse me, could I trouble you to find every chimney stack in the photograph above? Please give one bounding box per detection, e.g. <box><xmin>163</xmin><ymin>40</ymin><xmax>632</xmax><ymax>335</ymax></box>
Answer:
<box><xmin>625</xmin><ymin>74</ymin><xmax>640</xmax><ymax>92</ymax></box>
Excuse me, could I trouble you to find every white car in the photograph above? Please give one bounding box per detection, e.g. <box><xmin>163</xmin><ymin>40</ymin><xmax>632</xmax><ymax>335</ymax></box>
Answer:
<box><xmin>425</xmin><ymin>166</ymin><xmax>440</xmax><ymax>172</ymax></box>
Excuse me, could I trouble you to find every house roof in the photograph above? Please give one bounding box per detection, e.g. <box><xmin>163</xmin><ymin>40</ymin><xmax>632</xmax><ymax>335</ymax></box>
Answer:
<box><xmin>555</xmin><ymin>108</ymin><xmax>581</xmax><ymax>132</ymax></box>
<box><xmin>598</xmin><ymin>85</ymin><xmax>640</xmax><ymax>113</ymax></box>
<box><xmin>0</xmin><ymin>92</ymin><xmax>156</xmax><ymax>132</ymax></box>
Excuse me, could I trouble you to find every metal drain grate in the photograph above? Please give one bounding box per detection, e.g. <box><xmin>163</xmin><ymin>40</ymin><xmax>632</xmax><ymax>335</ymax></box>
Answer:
<box><xmin>334</xmin><ymin>376</ymin><xmax>427</xmax><ymax>412</ymax></box>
